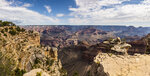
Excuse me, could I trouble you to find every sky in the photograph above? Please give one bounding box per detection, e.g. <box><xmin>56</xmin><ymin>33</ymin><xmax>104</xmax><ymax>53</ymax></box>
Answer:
<box><xmin>0</xmin><ymin>0</ymin><xmax>150</xmax><ymax>27</ymax></box>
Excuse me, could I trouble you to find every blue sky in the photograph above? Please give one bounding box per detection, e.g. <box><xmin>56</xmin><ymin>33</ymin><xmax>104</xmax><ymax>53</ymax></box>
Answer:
<box><xmin>18</xmin><ymin>0</ymin><xmax>76</xmax><ymax>15</ymax></box>
<box><xmin>0</xmin><ymin>0</ymin><xmax>150</xmax><ymax>26</ymax></box>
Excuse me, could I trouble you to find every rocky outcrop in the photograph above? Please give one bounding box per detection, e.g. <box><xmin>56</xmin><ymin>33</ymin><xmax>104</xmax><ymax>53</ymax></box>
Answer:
<box><xmin>94</xmin><ymin>53</ymin><xmax>150</xmax><ymax>76</ymax></box>
<box><xmin>103</xmin><ymin>37</ymin><xmax>131</xmax><ymax>54</ymax></box>
<box><xmin>0</xmin><ymin>26</ymin><xmax>66</xmax><ymax>76</ymax></box>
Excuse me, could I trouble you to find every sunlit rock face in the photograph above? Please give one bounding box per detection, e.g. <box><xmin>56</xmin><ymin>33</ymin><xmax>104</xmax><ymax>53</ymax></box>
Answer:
<box><xmin>94</xmin><ymin>53</ymin><xmax>150</xmax><ymax>76</ymax></box>
<box><xmin>0</xmin><ymin>26</ymin><xmax>66</xmax><ymax>76</ymax></box>
<box><xmin>23</xmin><ymin>69</ymin><xmax>50</xmax><ymax>76</ymax></box>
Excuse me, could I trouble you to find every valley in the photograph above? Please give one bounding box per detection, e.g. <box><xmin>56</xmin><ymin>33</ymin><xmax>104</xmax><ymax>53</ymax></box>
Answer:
<box><xmin>21</xmin><ymin>25</ymin><xmax>150</xmax><ymax>76</ymax></box>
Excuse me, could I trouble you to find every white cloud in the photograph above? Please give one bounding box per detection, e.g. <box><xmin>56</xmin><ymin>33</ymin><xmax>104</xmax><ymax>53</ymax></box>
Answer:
<box><xmin>56</xmin><ymin>13</ymin><xmax>64</xmax><ymax>17</ymax></box>
<box><xmin>44</xmin><ymin>5</ymin><xmax>51</xmax><ymax>13</ymax></box>
<box><xmin>0</xmin><ymin>0</ymin><xmax>11</xmax><ymax>7</ymax></box>
<box><xmin>142</xmin><ymin>0</ymin><xmax>150</xmax><ymax>4</ymax></box>
<box><xmin>22</xmin><ymin>3</ymin><xmax>32</xmax><ymax>7</ymax></box>
<box><xmin>69</xmin><ymin>0</ymin><xmax>150</xmax><ymax>26</ymax></box>
<box><xmin>0</xmin><ymin>0</ymin><xmax>59</xmax><ymax>25</ymax></box>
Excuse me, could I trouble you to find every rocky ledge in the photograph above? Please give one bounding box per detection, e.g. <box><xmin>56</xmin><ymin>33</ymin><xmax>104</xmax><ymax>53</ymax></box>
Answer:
<box><xmin>93</xmin><ymin>36</ymin><xmax>150</xmax><ymax>76</ymax></box>
<box><xmin>94</xmin><ymin>53</ymin><xmax>150</xmax><ymax>76</ymax></box>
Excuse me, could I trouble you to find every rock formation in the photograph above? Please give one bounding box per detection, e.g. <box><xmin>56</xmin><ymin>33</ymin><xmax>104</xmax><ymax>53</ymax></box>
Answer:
<box><xmin>103</xmin><ymin>37</ymin><xmax>131</xmax><ymax>55</ymax></box>
<box><xmin>0</xmin><ymin>26</ymin><xmax>66</xmax><ymax>76</ymax></box>
<box><xmin>93</xmin><ymin>35</ymin><xmax>150</xmax><ymax>76</ymax></box>
<box><xmin>94</xmin><ymin>53</ymin><xmax>150</xmax><ymax>76</ymax></box>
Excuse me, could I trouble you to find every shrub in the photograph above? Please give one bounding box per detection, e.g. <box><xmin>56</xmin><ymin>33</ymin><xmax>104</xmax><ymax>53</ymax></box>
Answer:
<box><xmin>46</xmin><ymin>59</ymin><xmax>54</xmax><ymax>66</ymax></box>
<box><xmin>3</xmin><ymin>33</ymin><xmax>7</xmax><ymax>37</ymax></box>
<box><xmin>21</xmin><ymin>28</ymin><xmax>25</xmax><ymax>32</ymax></box>
<box><xmin>14</xmin><ymin>68</ymin><xmax>26</xmax><ymax>76</ymax></box>
<box><xmin>2</xmin><ymin>21</ymin><xmax>10</xmax><ymax>26</ymax></box>
<box><xmin>73</xmin><ymin>72</ymin><xmax>79</xmax><ymax>76</ymax></box>
<box><xmin>0</xmin><ymin>20</ymin><xmax>2</xmax><ymax>23</ymax></box>
<box><xmin>9</xmin><ymin>30</ymin><xmax>17</xmax><ymax>35</ymax></box>
<box><xmin>36</xmin><ymin>72</ymin><xmax>42</xmax><ymax>76</ymax></box>
<box><xmin>47</xmin><ymin>67</ymin><xmax>51</xmax><ymax>71</ymax></box>
<box><xmin>15</xmin><ymin>26</ymin><xmax>25</xmax><ymax>32</ymax></box>
<box><xmin>1</xmin><ymin>29</ymin><xmax>4</xmax><ymax>33</ymax></box>
<box><xmin>29</xmin><ymin>30</ymin><xmax>33</xmax><ymax>33</ymax></box>
<box><xmin>16</xmin><ymin>26</ymin><xmax>21</xmax><ymax>32</ymax></box>
<box><xmin>4</xmin><ymin>28</ymin><xmax>8</xmax><ymax>32</ymax></box>
<box><xmin>2</xmin><ymin>21</ymin><xmax>16</xmax><ymax>26</ymax></box>
<box><xmin>35</xmin><ymin>58</ymin><xmax>41</xmax><ymax>64</ymax></box>
<box><xmin>32</xmin><ymin>64</ymin><xmax>41</xmax><ymax>69</ymax></box>
<box><xmin>0</xmin><ymin>20</ymin><xmax>16</xmax><ymax>26</ymax></box>
<box><xmin>9</xmin><ymin>27</ymin><xmax>13</xmax><ymax>30</ymax></box>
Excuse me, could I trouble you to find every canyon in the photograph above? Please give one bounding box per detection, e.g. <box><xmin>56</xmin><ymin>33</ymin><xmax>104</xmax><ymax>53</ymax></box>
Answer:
<box><xmin>1</xmin><ymin>23</ymin><xmax>150</xmax><ymax>76</ymax></box>
<box><xmin>21</xmin><ymin>25</ymin><xmax>150</xmax><ymax>76</ymax></box>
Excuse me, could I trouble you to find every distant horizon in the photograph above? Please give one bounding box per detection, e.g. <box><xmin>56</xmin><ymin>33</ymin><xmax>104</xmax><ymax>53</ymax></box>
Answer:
<box><xmin>18</xmin><ymin>25</ymin><xmax>150</xmax><ymax>28</ymax></box>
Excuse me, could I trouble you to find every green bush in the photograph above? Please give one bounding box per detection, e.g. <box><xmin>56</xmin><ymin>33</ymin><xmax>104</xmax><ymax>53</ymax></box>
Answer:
<box><xmin>73</xmin><ymin>72</ymin><xmax>79</xmax><ymax>76</ymax></box>
<box><xmin>46</xmin><ymin>59</ymin><xmax>54</xmax><ymax>66</ymax></box>
<box><xmin>1</xmin><ymin>21</ymin><xmax>16</xmax><ymax>26</ymax></box>
<box><xmin>16</xmin><ymin>26</ymin><xmax>26</xmax><ymax>32</ymax></box>
<box><xmin>16</xmin><ymin>26</ymin><xmax>21</xmax><ymax>31</ymax></box>
<box><xmin>0</xmin><ymin>20</ymin><xmax>2</xmax><ymax>23</ymax></box>
<box><xmin>14</xmin><ymin>68</ymin><xmax>26</xmax><ymax>76</ymax></box>
<box><xmin>9</xmin><ymin>30</ymin><xmax>17</xmax><ymax>35</ymax></box>
<box><xmin>21</xmin><ymin>28</ymin><xmax>25</xmax><ymax>32</ymax></box>
<box><xmin>36</xmin><ymin>72</ymin><xmax>42</xmax><ymax>76</ymax></box>
<box><xmin>4</xmin><ymin>28</ymin><xmax>8</xmax><ymax>32</ymax></box>
<box><xmin>3</xmin><ymin>33</ymin><xmax>7</xmax><ymax>37</ymax></box>
<box><xmin>0</xmin><ymin>20</ymin><xmax>16</xmax><ymax>26</ymax></box>
<box><xmin>29</xmin><ymin>30</ymin><xmax>33</xmax><ymax>33</ymax></box>
<box><xmin>9</xmin><ymin>27</ymin><xmax>13</xmax><ymax>30</ymax></box>
<box><xmin>1</xmin><ymin>29</ymin><xmax>4</xmax><ymax>33</ymax></box>
<box><xmin>35</xmin><ymin>58</ymin><xmax>41</xmax><ymax>64</ymax></box>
